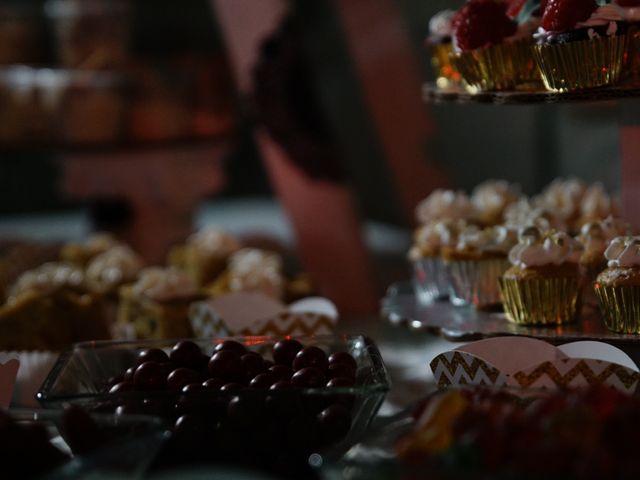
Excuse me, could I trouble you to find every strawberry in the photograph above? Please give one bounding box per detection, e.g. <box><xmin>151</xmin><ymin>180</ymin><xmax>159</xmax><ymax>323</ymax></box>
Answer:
<box><xmin>452</xmin><ymin>0</ymin><xmax>518</xmax><ymax>51</ymax></box>
<box><xmin>541</xmin><ymin>0</ymin><xmax>598</xmax><ymax>32</ymax></box>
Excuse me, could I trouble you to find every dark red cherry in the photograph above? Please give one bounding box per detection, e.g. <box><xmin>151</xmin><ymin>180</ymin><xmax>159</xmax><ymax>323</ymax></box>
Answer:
<box><xmin>109</xmin><ymin>381</ymin><xmax>134</xmax><ymax>394</ymax></box>
<box><xmin>167</xmin><ymin>368</ymin><xmax>200</xmax><ymax>391</ymax></box>
<box><xmin>327</xmin><ymin>376</ymin><xmax>354</xmax><ymax>388</ymax></box>
<box><xmin>328</xmin><ymin>351</ymin><xmax>357</xmax><ymax>371</ymax></box>
<box><xmin>208</xmin><ymin>351</ymin><xmax>243</xmax><ymax>381</ymax></box>
<box><xmin>269</xmin><ymin>365</ymin><xmax>293</xmax><ymax>382</ymax></box>
<box><xmin>133</xmin><ymin>361</ymin><xmax>167</xmax><ymax>389</ymax></box>
<box><xmin>136</xmin><ymin>348</ymin><xmax>169</xmax><ymax>366</ymax></box>
<box><xmin>169</xmin><ymin>341</ymin><xmax>203</xmax><ymax>369</ymax></box>
<box><xmin>327</xmin><ymin>363</ymin><xmax>356</xmax><ymax>380</ymax></box>
<box><xmin>250</xmin><ymin>372</ymin><xmax>277</xmax><ymax>389</ymax></box>
<box><xmin>202</xmin><ymin>378</ymin><xmax>225</xmax><ymax>390</ymax></box>
<box><xmin>241</xmin><ymin>352</ymin><xmax>266</xmax><ymax>380</ymax></box>
<box><xmin>291</xmin><ymin>367</ymin><xmax>325</xmax><ymax>388</ymax></box>
<box><xmin>214</xmin><ymin>340</ymin><xmax>247</xmax><ymax>356</ymax></box>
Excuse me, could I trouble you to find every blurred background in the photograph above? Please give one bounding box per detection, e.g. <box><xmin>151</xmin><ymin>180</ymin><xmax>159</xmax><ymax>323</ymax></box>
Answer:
<box><xmin>0</xmin><ymin>0</ymin><xmax>621</xmax><ymax>313</ymax></box>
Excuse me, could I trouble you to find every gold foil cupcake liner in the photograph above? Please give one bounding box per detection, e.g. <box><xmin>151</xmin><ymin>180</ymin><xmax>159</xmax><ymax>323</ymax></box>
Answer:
<box><xmin>447</xmin><ymin>258</ymin><xmax>510</xmax><ymax>309</ymax></box>
<box><xmin>413</xmin><ymin>257</ymin><xmax>450</xmax><ymax>304</ymax></box>
<box><xmin>594</xmin><ymin>284</ymin><xmax>640</xmax><ymax>334</ymax></box>
<box><xmin>430</xmin><ymin>43</ymin><xmax>462</xmax><ymax>89</ymax></box>
<box><xmin>450</xmin><ymin>39</ymin><xmax>540</xmax><ymax>92</ymax></box>
<box><xmin>499</xmin><ymin>277</ymin><xmax>579</xmax><ymax>325</ymax></box>
<box><xmin>532</xmin><ymin>34</ymin><xmax>628</xmax><ymax>92</ymax></box>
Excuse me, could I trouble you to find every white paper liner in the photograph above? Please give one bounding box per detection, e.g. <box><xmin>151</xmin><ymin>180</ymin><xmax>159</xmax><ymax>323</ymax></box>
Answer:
<box><xmin>0</xmin><ymin>351</ymin><xmax>59</xmax><ymax>407</ymax></box>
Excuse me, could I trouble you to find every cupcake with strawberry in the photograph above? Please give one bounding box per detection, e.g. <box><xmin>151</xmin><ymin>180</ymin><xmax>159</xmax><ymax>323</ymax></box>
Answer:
<box><xmin>451</xmin><ymin>0</ymin><xmax>541</xmax><ymax>91</ymax></box>
<box><xmin>533</xmin><ymin>0</ymin><xmax>630</xmax><ymax>91</ymax></box>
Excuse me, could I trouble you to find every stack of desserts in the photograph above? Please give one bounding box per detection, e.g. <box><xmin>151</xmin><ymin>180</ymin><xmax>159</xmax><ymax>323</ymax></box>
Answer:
<box><xmin>0</xmin><ymin>228</ymin><xmax>314</xmax><ymax>351</ymax></box>
<box><xmin>408</xmin><ymin>178</ymin><xmax>640</xmax><ymax>332</ymax></box>
<box><xmin>427</xmin><ymin>0</ymin><xmax>640</xmax><ymax>92</ymax></box>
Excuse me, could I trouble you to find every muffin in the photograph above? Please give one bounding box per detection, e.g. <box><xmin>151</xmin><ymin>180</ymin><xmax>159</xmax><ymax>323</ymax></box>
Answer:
<box><xmin>450</xmin><ymin>0</ymin><xmax>540</xmax><ymax>91</ymax></box>
<box><xmin>205</xmin><ymin>248</ymin><xmax>286</xmax><ymax>300</ymax></box>
<box><xmin>116</xmin><ymin>267</ymin><xmax>204</xmax><ymax>340</ymax></box>
<box><xmin>442</xmin><ymin>224</ymin><xmax>517</xmax><ymax>309</ymax></box>
<box><xmin>167</xmin><ymin>227</ymin><xmax>241</xmax><ymax>288</ymax></box>
<box><xmin>0</xmin><ymin>262</ymin><xmax>108</xmax><ymax>351</ymax></box>
<box><xmin>500</xmin><ymin>227</ymin><xmax>581</xmax><ymax>325</ymax></box>
<box><xmin>425</xmin><ymin>10</ymin><xmax>462</xmax><ymax>88</ymax></box>
<box><xmin>533</xmin><ymin>1</ymin><xmax>629</xmax><ymax>91</ymax></box>
<box><xmin>408</xmin><ymin>220</ymin><xmax>463</xmax><ymax>304</ymax></box>
<box><xmin>60</xmin><ymin>233</ymin><xmax>120</xmax><ymax>268</ymax></box>
<box><xmin>594</xmin><ymin>236</ymin><xmax>640</xmax><ymax>333</ymax></box>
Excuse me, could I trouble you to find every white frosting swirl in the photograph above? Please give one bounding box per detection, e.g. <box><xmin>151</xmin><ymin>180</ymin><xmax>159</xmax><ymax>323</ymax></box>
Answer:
<box><xmin>228</xmin><ymin>248</ymin><xmax>284</xmax><ymax>299</ymax></box>
<box><xmin>471</xmin><ymin>180</ymin><xmax>520</xmax><ymax>220</ymax></box>
<box><xmin>132</xmin><ymin>267</ymin><xmax>199</xmax><ymax>302</ymax></box>
<box><xmin>580</xmin><ymin>183</ymin><xmax>619</xmax><ymax>220</ymax></box>
<box><xmin>605</xmin><ymin>236</ymin><xmax>640</xmax><ymax>267</ymax></box>
<box><xmin>577</xmin><ymin>222</ymin><xmax>609</xmax><ymax>259</ymax></box>
<box><xmin>408</xmin><ymin>220</ymin><xmax>464</xmax><ymax>260</ymax></box>
<box><xmin>86</xmin><ymin>245</ymin><xmax>143</xmax><ymax>293</ymax></box>
<box><xmin>429</xmin><ymin>10</ymin><xmax>455</xmax><ymax>38</ymax></box>
<box><xmin>9</xmin><ymin>262</ymin><xmax>85</xmax><ymax>299</ymax></box>
<box><xmin>187</xmin><ymin>227</ymin><xmax>241</xmax><ymax>257</ymax></box>
<box><xmin>456</xmin><ymin>225</ymin><xmax>518</xmax><ymax>254</ymax></box>
<box><xmin>415</xmin><ymin>189</ymin><xmax>476</xmax><ymax>224</ymax></box>
<box><xmin>533</xmin><ymin>178</ymin><xmax>586</xmax><ymax>222</ymax></box>
<box><xmin>503</xmin><ymin>198</ymin><xmax>557</xmax><ymax>231</ymax></box>
<box><xmin>508</xmin><ymin>228</ymin><xmax>580</xmax><ymax>268</ymax></box>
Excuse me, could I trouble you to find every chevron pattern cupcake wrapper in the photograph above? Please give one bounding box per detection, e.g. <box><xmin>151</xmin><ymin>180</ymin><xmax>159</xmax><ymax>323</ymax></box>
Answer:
<box><xmin>511</xmin><ymin>358</ymin><xmax>640</xmax><ymax>393</ymax></box>
<box><xmin>430</xmin><ymin>351</ymin><xmax>507</xmax><ymax>389</ymax></box>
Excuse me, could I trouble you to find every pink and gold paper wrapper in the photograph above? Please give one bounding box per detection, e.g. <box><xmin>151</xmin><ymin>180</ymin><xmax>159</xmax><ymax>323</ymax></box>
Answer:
<box><xmin>532</xmin><ymin>34</ymin><xmax>628</xmax><ymax>92</ymax></box>
<box><xmin>447</xmin><ymin>258</ymin><xmax>510</xmax><ymax>309</ymax></box>
<box><xmin>594</xmin><ymin>284</ymin><xmax>640</xmax><ymax>334</ymax></box>
<box><xmin>450</xmin><ymin>39</ymin><xmax>540</xmax><ymax>92</ymax></box>
<box><xmin>499</xmin><ymin>277</ymin><xmax>579</xmax><ymax>325</ymax></box>
<box><xmin>430</xmin><ymin>43</ymin><xmax>462</xmax><ymax>89</ymax></box>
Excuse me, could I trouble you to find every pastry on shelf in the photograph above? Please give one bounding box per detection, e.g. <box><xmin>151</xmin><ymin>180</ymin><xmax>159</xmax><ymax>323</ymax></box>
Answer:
<box><xmin>167</xmin><ymin>227</ymin><xmax>241</xmax><ymax>288</ymax></box>
<box><xmin>500</xmin><ymin>226</ymin><xmax>581</xmax><ymax>325</ymax></box>
<box><xmin>205</xmin><ymin>248</ymin><xmax>286</xmax><ymax>300</ymax></box>
<box><xmin>575</xmin><ymin>183</ymin><xmax>622</xmax><ymax>231</ymax></box>
<box><xmin>60</xmin><ymin>233</ymin><xmax>120</xmax><ymax>268</ymax></box>
<box><xmin>470</xmin><ymin>179</ymin><xmax>520</xmax><ymax>226</ymax></box>
<box><xmin>0</xmin><ymin>262</ymin><xmax>108</xmax><ymax>351</ymax></box>
<box><xmin>450</xmin><ymin>0</ymin><xmax>540</xmax><ymax>91</ymax></box>
<box><xmin>533</xmin><ymin>2</ymin><xmax>629</xmax><ymax>91</ymax></box>
<box><xmin>414</xmin><ymin>189</ymin><xmax>477</xmax><ymax>226</ymax></box>
<box><xmin>85</xmin><ymin>244</ymin><xmax>144</xmax><ymax>327</ymax></box>
<box><xmin>0</xmin><ymin>240</ymin><xmax>60</xmax><ymax>302</ymax></box>
<box><xmin>595</xmin><ymin>235</ymin><xmax>640</xmax><ymax>333</ymax></box>
<box><xmin>116</xmin><ymin>267</ymin><xmax>204</xmax><ymax>340</ymax></box>
<box><xmin>441</xmin><ymin>224</ymin><xmax>517</xmax><ymax>309</ymax></box>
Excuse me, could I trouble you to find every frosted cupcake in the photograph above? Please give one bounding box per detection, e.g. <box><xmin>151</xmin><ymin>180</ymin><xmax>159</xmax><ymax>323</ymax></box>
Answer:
<box><xmin>425</xmin><ymin>10</ymin><xmax>462</xmax><ymax>88</ymax></box>
<box><xmin>470</xmin><ymin>179</ymin><xmax>520</xmax><ymax>226</ymax></box>
<box><xmin>442</xmin><ymin>224</ymin><xmax>517</xmax><ymax>309</ymax></box>
<box><xmin>408</xmin><ymin>220</ymin><xmax>463</xmax><ymax>303</ymax></box>
<box><xmin>504</xmin><ymin>197</ymin><xmax>558</xmax><ymax>232</ymax></box>
<box><xmin>532</xmin><ymin>178</ymin><xmax>587</xmax><ymax>234</ymax></box>
<box><xmin>450</xmin><ymin>0</ymin><xmax>540</xmax><ymax>91</ymax></box>
<box><xmin>415</xmin><ymin>189</ymin><xmax>477</xmax><ymax>226</ymax></box>
<box><xmin>533</xmin><ymin>2</ymin><xmax>629</xmax><ymax>91</ymax></box>
<box><xmin>575</xmin><ymin>183</ymin><xmax>621</xmax><ymax>231</ymax></box>
<box><xmin>595</xmin><ymin>236</ymin><xmax>640</xmax><ymax>333</ymax></box>
<box><xmin>500</xmin><ymin>227</ymin><xmax>581</xmax><ymax>325</ymax></box>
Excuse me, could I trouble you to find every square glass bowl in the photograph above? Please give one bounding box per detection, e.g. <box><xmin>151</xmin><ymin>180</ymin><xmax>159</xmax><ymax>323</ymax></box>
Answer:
<box><xmin>37</xmin><ymin>335</ymin><xmax>390</xmax><ymax>471</ymax></box>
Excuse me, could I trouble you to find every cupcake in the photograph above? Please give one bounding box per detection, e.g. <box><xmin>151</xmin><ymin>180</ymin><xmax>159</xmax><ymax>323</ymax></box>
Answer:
<box><xmin>531</xmin><ymin>177</ymin><xmax>587</xmax><ymax>233</ymax></box>
<box><xmin>442</xmin><ymin>224</ymin><xmax>518</xmax><ymax>309</ymax></box>
<box><xmin>575</xmin><ymin>183</ymin><xmax>621</xmax><ymax>231</ymax></box>
<box><xmin>594</xmin><ymin>235</ymin><xmax>640</xmax><ymax>333</ymax></box>
<box><xmin>450</xmin><ymin>0</ymin><xmax>540</xmax><ymax>91</ymax></box>
<box><xmin>576</xmin><ymin>217</ymin><xmax>632</xmax><ymax>306</ymax></box>
<box><xmin>470</xmin><ymin>179</ymin><xmax>520</xmax><ymax>226</ymax></box>
<box><xmin>415</xmin><ymin>189</ymin><xmax>477</xmax><ymax>225</ymax></box>
<box><xmin>408</xmin><ymin>220</ymin><xmax>463</xmax><ymax>303</ymax></box>
<box><xmin>116</xmin><ymin>267</ymin><xmax>204</xmax><ymax>340</ymax></box>
<box><xmin>205</xmin><ymin>248</ymin><xmax>286</xmax><ymax>300</ymax></box>
<box><xmin>0</xmin><ymin>262</ymin><xmax>109</xmax><ymax>350</ymax></box>
<box><xmin>167</xmin><ymin>227</ymin><xmax>241</xmax><ymax>288</ymax></box>
<box><xmin>500</xmin><ymin>227</ymin><xmax>581</xmax><ymax>325</ymax></box>
<box><xmin>532</xmin><ymin>1</ymin><xmax>629</xmax><ymax>91</ymax></box>
<box><xmin>425</xmin><ymin>10</ymin><xmax>462</xmax><ymax>88</ymax></box>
